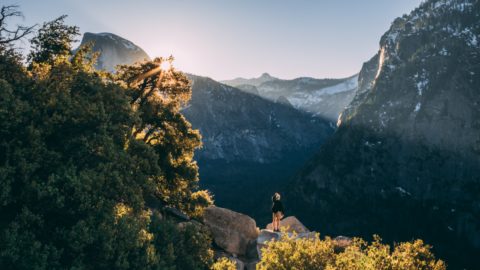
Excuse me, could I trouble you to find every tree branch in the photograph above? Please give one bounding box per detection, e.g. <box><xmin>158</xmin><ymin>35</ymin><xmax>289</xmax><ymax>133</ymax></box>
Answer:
<box><xmin>0</xmin><ymin>5</ymin><xmax>36</xmax><ymax>45</ymax></box>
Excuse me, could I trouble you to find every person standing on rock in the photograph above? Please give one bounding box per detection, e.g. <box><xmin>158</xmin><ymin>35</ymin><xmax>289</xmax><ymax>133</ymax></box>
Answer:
<box><xmin>271</xmin><ymin>192</ymin><xmax>284</xmax><ymax>232</ymax></box>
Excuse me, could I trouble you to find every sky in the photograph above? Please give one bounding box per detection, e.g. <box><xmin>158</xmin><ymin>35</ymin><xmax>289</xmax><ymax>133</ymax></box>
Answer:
<box><xmin>13</xmin><ymin>0</ymin><xmax>423</xmax><ymax>80</ymax></box>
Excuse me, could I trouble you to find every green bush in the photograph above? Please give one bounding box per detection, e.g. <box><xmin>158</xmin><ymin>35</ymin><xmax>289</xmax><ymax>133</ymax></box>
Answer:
<box><xmin>211</xmin><ymin>257</ymin><xmax>237</xmax><ymax>270</ymax></box>
<box><xmin>149</xmin><ymin>215</ymin><xmax>213</xmax><ymax>270</ymax></box>
<box><xmin>258</xmin><ymin>233</ymin><xmax>446</xmax><ymax>270</ymax></box>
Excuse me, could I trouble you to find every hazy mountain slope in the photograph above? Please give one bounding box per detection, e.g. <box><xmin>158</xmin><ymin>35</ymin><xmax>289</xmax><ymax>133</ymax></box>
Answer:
<box><xmin>221</xmin><ymin>72</ymin><xmax>277</xmax><ymax>87</ymax></box>
<box><xmin>78</xmin><ymin>32</ymin><xmax>150</xmax><ymax>72</ymax></box>
<box><xmin>225</xmin><ymin>73</ymin><xmax>359</xmax><ymax>121</ymax></box>
<box><xmin>184</xmin><ymin>75</ymin><xmax>333</xmax><ymax>163</ymax></box>
<box><xmin>183</xmin><ymin>75</ymin><xmax>335</xmax><ymax>223</ymax></box>
<box><xmin>287</xmin><ymin>0</ymin><xmax>480</xmax><ymax>269</ymax></box>
<box><xmin>260</xmin><ymin>75</ymin><xmax>358</xmax><ymax>120</ymax></box>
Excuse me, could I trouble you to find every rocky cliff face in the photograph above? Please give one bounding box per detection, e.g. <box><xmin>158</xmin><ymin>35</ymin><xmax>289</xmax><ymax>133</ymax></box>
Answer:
<box><xmin>288</xmin><ymin>1</ymin><xmax>480</xmax><ymax>269</ymax></box>
<box><xmin>224</xmin><ymin>74</ymin><xmax>358</xmax><ymax>121</ymax></box>
<box><xmin>78</xmin><ymin>32</ymin><xmax>150</xmax><ymax>72</ymax></box>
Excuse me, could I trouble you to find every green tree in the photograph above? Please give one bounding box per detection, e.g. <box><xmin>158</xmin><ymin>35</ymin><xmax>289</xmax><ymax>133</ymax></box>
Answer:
<box><xmin>116</xmin><ymin>57</ymin><xmax>211</xmax><ymax>218</ymax></box>
<box><xmin>149</xmin><ymin>216</ymin><xmax>213</xmax><ymax>270</ymax></box>
<box><xmin>0</xmin><ymin>11</ymin><xmax>212</xmax><ymax>269</ymax></box>
<box><xmin>28</xmin><ymin>15</ymin><xmax>79</xmax><ymax>65</ymax></box>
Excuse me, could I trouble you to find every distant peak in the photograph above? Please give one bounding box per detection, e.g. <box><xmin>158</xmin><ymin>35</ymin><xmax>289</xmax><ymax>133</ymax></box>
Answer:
<box><xmin>98</xmin><ymin>32</ymin><xmax>115</xmax><ymax>36</ymax></box>
<box><xmin>84</xmin><ymin>32</ymin><xmax>107</xmax><ymax>36</ymax></box>
<box><xmin>260</xmin><ymin>72</ymin><xmax>272</xmax><ymax>78</ymax></box>
<box><xmin>83</xmin><ymin>32</ymin><xmax>120</xmax><ymax>39</ymax></box>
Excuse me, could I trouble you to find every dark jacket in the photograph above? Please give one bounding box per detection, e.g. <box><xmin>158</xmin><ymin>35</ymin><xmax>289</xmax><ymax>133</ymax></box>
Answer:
<box><xmin>272</xmin><ymin>197</ymin><xmax>284</xmax><ymax>213</ymax></box>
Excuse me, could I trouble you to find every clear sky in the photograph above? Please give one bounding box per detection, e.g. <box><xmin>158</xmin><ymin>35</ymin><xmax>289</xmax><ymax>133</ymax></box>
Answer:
<box><xmin>13</xmin><ymin>0</ymin><xmax>423</xmax><ymax>80</ymax></box>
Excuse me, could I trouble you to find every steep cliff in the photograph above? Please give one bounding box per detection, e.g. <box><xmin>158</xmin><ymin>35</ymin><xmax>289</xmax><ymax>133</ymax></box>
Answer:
<box><xmin>288</xmin><ymin>0</ymin><xmax>480</xmax><ymax>269</ymax></box>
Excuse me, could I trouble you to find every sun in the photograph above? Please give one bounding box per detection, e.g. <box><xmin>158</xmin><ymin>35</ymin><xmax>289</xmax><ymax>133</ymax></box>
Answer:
<box><xmin>160</xmin><ymin>60</ymin><xmax>170</xmax><ymax>70</ymax></box>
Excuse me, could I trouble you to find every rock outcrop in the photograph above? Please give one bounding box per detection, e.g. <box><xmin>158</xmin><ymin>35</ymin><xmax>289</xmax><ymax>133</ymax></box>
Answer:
<box><xmin>266</xmin><ymin>216</ymin><xmax>309</xmax><ymax>233</ymax></box>
<box><xmin>203</xmin><ymin>206</ymin><xmax>351</xmax><ymax>269</ymax></box>
<box><xmin>203</xmin><ymin>206</ymin><xmax>259</xmax><ymax>256</ymax></box>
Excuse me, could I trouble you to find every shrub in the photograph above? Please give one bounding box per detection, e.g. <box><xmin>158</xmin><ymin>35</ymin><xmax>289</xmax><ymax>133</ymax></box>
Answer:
<box><xmin>257</xmin><ymin>232</ymin><xmax>336</xmax><ymax>270</ymax></box>
<box><xmin>258</xmin><ymin>233</ymin><xmax>446</xmax><ymax>270</ymax></box>
<box><xmin>211</xmin><ymin>257</ymin><xmax>237</xmax><ymax>270</ymax></box>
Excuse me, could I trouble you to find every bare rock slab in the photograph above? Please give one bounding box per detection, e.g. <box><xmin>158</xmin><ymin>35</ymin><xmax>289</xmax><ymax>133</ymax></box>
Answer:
<box><xmin>203</xmin><ymin>206</ymin><xmax>259</xmax><ymax>256</ymax></box>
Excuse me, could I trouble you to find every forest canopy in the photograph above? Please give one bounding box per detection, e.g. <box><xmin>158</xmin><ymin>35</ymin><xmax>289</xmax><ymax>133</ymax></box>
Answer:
<box><xmin>0</xmin><ymin>8</ymin><xmax>212</xmax><ymax>269</ymax></box>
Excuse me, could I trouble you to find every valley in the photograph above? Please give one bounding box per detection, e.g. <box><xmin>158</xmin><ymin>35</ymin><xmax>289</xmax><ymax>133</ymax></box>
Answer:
<box><xmin>24</xmin><ymin>1</ymin><xmax>479</xmax><ymax>268</ymax></box>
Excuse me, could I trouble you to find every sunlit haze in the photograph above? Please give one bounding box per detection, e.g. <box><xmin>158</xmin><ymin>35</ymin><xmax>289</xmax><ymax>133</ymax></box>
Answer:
<box><xmin>16</xmin><ymin>0</ymin><xmax>422</xmax><ymax>80</ymax></box>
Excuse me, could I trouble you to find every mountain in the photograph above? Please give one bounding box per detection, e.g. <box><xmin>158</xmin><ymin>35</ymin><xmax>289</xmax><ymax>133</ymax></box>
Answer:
<box><xmin>185</xmin><ymin>74</ymin><xmax>333</xmax><ymax>163</ymax></box>
<box><xmin>256</xmin><ymin>75</ymin><xmax>358</xmax><ymax>121</ymax></box>
<box><xmin>224</xmin><ymin>74</ymin><xmax>359</xmax><ymax>121</ymax></box>
<box><xmin>286</xmin><ymin>0</ymin><xmax>480</xmax><ymax>269</ymax></box>
<box><xmin>76</xmin><ymin>31</ymin><xmax>338</xmax><ymax>223</ymax></box>
<box><xmin>221</xmin><ymin>72</ymin><xmax>277</xmax><ymax>87</ymax></box>
<box><xmin>183</xmin><ymin>75</ymin><xmax>334</xmax><ymax>224</ymax></box>
<box><xmin>78</xmin><ymin>32</ymin><xmax>150</xmax><ymax>72</ymax></box>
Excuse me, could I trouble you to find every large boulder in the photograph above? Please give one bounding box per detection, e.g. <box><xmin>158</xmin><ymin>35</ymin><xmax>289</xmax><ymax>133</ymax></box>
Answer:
<box><xmin>203</xmin><ymin>206</ymin><xmax>259</xmax><ymax>256</ymax></box>
<box><xmin>266</xmin><ymin>216</ymin><xmax>309</xmax><ymax>233</ymax></box>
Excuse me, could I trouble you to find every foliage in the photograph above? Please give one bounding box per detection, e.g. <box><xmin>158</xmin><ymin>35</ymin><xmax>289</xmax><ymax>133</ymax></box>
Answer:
<box><xmin>188</xmin><ymin>190</ymin><xmax>214</xmax><ymax>219</ymax></box>
<box><xmin>116</xmin><ymin>56</ymin><xmax>209</xmax><ymax>217</ymax></box>
<box><xmin>0</xmin><ymin>11</ymin><xmax>212</xmax><ymax>269</ymax></box>
<box><xmin>149</xmin><ymin>215</ymin><xmax>214</xmax><ymax>270</ymax></box>
<box><xmin>258</xmin><ymin>233</ymin><xmax>446</xmax><ymax>270</ymax></box>
<box><xmin>210</xmin><ymin>257</ymin><xmax>237</xmax><ymax>270</ymax></box>
<box><xmin>28</xmin><ymin>15</ymin><xmax>79</xmax><ymax>65</ymax></box>
<box><xmin>257</xmin><ymin>232</ymin><xmax>336</xmax><ymax>270</ymax></box>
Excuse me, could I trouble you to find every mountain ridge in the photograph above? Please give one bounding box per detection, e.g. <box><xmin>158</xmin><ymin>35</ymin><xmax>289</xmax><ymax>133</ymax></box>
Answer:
<box><xmin>221</xmin><ymin>72</ymin><xmax>277</xmax><ymax>87</ymax></box>
<box><xmin>224</xmin><ymin>73</ymin><xmax>359</xmax><ymax>121</ymax></box>
<box><xmin>287</xmin><ymin>0</ymin><xmax>480</xmax><ymax>269</ymax></box>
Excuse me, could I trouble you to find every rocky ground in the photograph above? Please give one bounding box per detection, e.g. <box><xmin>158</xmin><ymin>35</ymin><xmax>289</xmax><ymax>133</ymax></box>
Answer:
<box><xmin>201</xmin><ymin>206</ymin><xmax>351</xmax><ymax>270</ymax></box>
<box><xmin>155</xmin><ymin>203</ymin><xmax>352</xmax><ymax>270</ymax></box>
